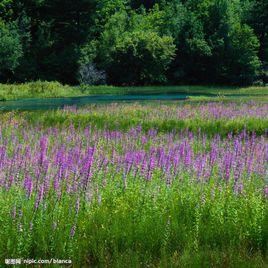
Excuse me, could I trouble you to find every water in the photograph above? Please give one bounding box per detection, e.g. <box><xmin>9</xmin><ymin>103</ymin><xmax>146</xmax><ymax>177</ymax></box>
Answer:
<box><xmin>1</xmin><ymin>91</ymin><xmax>257</xmax><ymax>111</ymax></box>
<box><xmin>0</xmin><ymin>93</ymin><xmax>193</xmax><ymax>111</ymax></box>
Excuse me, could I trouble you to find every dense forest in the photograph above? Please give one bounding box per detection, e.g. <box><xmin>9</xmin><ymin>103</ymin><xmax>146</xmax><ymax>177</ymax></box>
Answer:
<box><xmin>0</xmin><ymin>0</ymin><xmax>267</xmax><ymax>86</ymax></box>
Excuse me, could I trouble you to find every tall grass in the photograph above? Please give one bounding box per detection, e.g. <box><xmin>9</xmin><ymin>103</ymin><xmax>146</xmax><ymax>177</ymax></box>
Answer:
<box><xmin>1</xmin><ymin>176</ymin><xmax>267</xmax><ymax>267</ymax></box>
<box><xmin>0</xmin><ymin>81</ymin><xmax>267</xmax><ymax>101</ymax></box>
<box><xmin>0</xmin><ymin>119</ymin><xmax>267</xmax><ymax>267</ymax></box>
<box><xmin>8</xmin><ymin>102</ymin><xmax>268</xmax><ymax>136</ymax></box>
<box><xmin>0</xmin><ymin>101</ymin><xmax>267</xmax><ymax>267</ymax></box>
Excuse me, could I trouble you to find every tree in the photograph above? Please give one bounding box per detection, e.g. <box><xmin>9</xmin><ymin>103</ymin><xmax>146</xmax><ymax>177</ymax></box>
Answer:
<box><xmin>92</xmin><ymin>0</ymin><xmax>128</xmax><ymax>35</ymax></box>
<box><xmin>2</xmin><ymin>0</ymin><xmax>97</xmax><ymax>83</ymax></box>
<box><xmin>0</xmin><ymin>0</ymin><xmax>265</xmax><ymax>85</ymax></box>
<box><xmin>105</xmin><ymin>31</ymin><xmax>175</xmax><ymax>85</ymax></box>
<box><xmin>0</xmin><ymin>21</ymin><xmax>22</xmax><ymax>80</ymax></box>
<box><xmin>143</xmin><ymin>1</ymin><xmax>211</xmax><ymax>84</ymax></box>
<box><xmin>179</xmin><ymin>0</ymin><xmax>260</xmax><ymax>84</ymax></box>
<box><xmin>130</xmin><ymin>0</ymin><xmax>165</xmax><ymax>10</ymax></box>
<box><xmin>82</xmin><ymin>9</ymin><xmax>176</xmax><ymax>85</ymax></box>
<box><xmin>204</xmin><ymin>0</ymin><xmax>261</xmax><ymax>84</ymax></box>
<box><xmin>246</xmin><ymin>0</ymin><xmax>268</xmax><ymax>65</ymax></box>
<box><xmin>227</xmin><ymin>24</ymin><xmax>260</xmax><ymax>84</ymax></box>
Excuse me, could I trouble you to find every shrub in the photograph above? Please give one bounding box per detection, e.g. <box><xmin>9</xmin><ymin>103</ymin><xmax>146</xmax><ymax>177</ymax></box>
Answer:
<box><xmin>0</xmin><ymin>81</ymin><xmax>73</xmax><ymax>100</ymax></box>
<box><xmin>85</xmin><ymin>10</ymin><xmax>176</xmax><ymax>85</ymax></box>
<box><xmin>0</xmin><ymin>21</ymin><xmax>22</xmax><ymax>75</ymax></box>
<box><xmin>78</xmin><ymin>63</ymin><xmax>106</xmax><ymax>85</ymax></box>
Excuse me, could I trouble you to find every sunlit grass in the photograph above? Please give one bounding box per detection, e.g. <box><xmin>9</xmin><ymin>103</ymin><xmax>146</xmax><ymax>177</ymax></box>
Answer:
<box><xmin>0</xmin><ymin>100</ymin><xmax>267</xmax><ymax>267</ymax></box>
<box><xmin>0</xmin><ymin>81</ymin><xmax>267</xmax><ymax>101</ymax></box>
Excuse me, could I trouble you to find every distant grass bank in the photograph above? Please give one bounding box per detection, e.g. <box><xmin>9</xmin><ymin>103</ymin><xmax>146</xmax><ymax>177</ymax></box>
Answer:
<box><xmin>3</xmin><ymin>102</ymin><xmax>267</xmax><ymax>136</ymax></box>
<box><xmin>0</xmin><ymin>81</ymin><xmax>267</xmax><ymax>101</ymax></box>
<box><xmin>0</xmin><ymin>114</ymin><xmax>267</xmax><ymax>267</ymax></box>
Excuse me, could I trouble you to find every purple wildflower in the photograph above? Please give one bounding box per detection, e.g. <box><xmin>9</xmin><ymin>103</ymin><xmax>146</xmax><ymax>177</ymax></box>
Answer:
<box><xmin>70</xmin><ymin>225</ymin><xmax>76</xmax><ymax>238</ymax></box>
<box><xmin>264</xmin><ymin>186</ymin><xmax>268</xmax><ymax>198</ymax></box>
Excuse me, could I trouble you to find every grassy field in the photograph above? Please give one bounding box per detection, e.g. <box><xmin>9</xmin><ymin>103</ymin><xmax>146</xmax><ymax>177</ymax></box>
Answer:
<box><xmin>0</xmin><ymin>81</ymin><xmax>267</xmax><ymax>101</ymax></box>
<box><xmin>0</xmin><ymin>98</ymin><xmax>267</xmax><ymax>267</ymax></box>
<box><xmin>7</xmin><ymin>102</ymin><xmax>267</xmax><ymax>136</ymax></box>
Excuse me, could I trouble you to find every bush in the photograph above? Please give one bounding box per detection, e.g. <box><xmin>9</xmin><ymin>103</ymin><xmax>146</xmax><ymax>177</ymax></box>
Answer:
<box><xmin>87</xmin><ymin>10</ymin><xmax>176</xmax><ymax>85</ymax></box>
<box><xmin>0</xmin><ymin>81</ymin><xmax>73</xmax><ymax>100</ymax></box>
<box><xmin>0</xmin><ymin>21</ymin><xmax>22</xmax><ymax>75</ymax></box>
<box><xmin>78</xmin><ymin>63</ymin><xmax>106</xmax><ymax>85</ymax></box>
<box><xmin>252</xmin><ymin>80</ymin><xmax>264</xmax><ymax>86</ymax></box>
<box><xmin>106</xmin><ymin>31</ymin><xmax>175</xmax><ymax>85</ymax></box>
<box><xmin>227</xmin><ymin>24</ymin><xmax>261</xmax><ymax>85</ymax></box>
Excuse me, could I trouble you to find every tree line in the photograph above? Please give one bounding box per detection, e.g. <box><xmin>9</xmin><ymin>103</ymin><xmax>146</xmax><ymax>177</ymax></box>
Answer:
<box><xmin>0</xmin><ymin>0</ymin><xmax>267</xmax><ymax>86</ymax></box>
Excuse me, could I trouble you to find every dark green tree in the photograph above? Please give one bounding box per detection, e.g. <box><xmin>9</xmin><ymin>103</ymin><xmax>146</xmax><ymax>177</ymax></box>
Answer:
<box><xmin>82</xmin><ymin>9</ymin><xmax>175</xmax><ymax>85</ymax></box>
<box><xmin>246</xmin><ymin>0</ymin><xmax>268</xmax><ymax>65</ymax></box>
<box><xmin>205</xmin><ymin>0</ymin><xmax>260</xmax><ymax>84</ymax></box>
<box><xmin>0</xmin><ymin>21</ymin><xmax>23</xmax><ymax>80</ymax></box>
<box><xmin>0</xmin><ymin>0</ymin><xmax>265</xmax><ymax>85</ymax></box>
<box><xmin>2</xmin><ymin>0</ymin><xmax>96</xmax><ymax>83</ymax></box>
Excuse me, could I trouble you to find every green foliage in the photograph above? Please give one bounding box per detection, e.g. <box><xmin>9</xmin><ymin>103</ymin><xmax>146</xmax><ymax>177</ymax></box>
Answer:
<box><xmin>246</xmin><ymin>0</ymin><xmax>268</xmax><ymax>65</ymax></box>
<box><xmin>226</xmin><ymin>24</ymin><xmax>260</xmax><ymax>84</ymax></box>
<box><xmin>175</xmin><ymin>0</ymin><xmax>261</xmax><ymax>85</ymax></box>
<box><xmin>0</xmin><ymin>0</ymin><xmax>14</xmax><ymax>19</ymax></box>
<box><xmin>0</xmin><ymin>161</ymin><xmax>267</xmax><ymax>266</ymax></box>
<box><xmin>6</xmin><ymin>0</ymin><xmax>96</xmax><ymax>84</ymax></box>
<box><xmin>92</xmin><ymin>0</ymin><xmax>128</xmax><ymax>35</ymax></box>
<box><xmin>0</xmin><ymin>82</ymin><xmax>267</xmax><ymax>101</ymax></box>
<box><xmin>205</xmin><ymin>0</ymin><xmax>261</xmax><ymax>85</ymax></box>
<box><xmin>162</xmin><ymin>3</ymin><xmax>212</xmax><ymax>83</ymax></box>
<box><xmin>0</xmin><ymin>21</ymin><xmax>22</xmax><ymax>75</ymax></box>
<box><xmin>0</xmin><ymin>0</ymin><xmax>266</xmax><ymax>85</ymax></box>
<box><xmin>85</xmin><ymin>9</ymin><xmax>176</xmax><ymax>85</ymax></box>
<box><xmin>0</xmin><ymin>81</ymin><xmax>74</xmax><ymax>100</ymax></box>
<box><xmin>130</xmin><ymin>0</ymin><xmax>166</xmax><ymax>10</ymax></box>
<box><xmin>7</xmin><ymin>101</ymin><xmax>268</xmax><ymax>136</ymax></box>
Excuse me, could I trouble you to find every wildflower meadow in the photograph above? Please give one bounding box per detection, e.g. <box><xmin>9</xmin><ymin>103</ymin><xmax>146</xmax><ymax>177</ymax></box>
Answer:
<box><xmin>0</xmin><ymin>102</ymin><xmax>267</xmax><ymax>266</ymax></box>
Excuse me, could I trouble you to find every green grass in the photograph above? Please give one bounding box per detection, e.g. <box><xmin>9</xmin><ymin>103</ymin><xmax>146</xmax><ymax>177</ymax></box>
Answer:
<box><xmin>19</xmin><ymin>111</ymin><xmax>267</xmax><ymax>136</ymax></box>
<box><xmin>1</xmin><ymin>176</ymin><xmax>267</xmax><ymax>267</ymax></box>
<box><xmin>0</xmin><ymin>121</ymin><xmax>266</xmax><ymax>267</ymax></box>
<box><xmin>0</xmin><ymin>81</ymin><xmax>267</xmax><ymax>101</ymax></box>
<box><xmin>0</xmin><ymin>101</ymin><xmax>267</xmax><ymax>267</ymax></box>
<box><xmin>7</xmin><ymin>101</ymin><xmax>267</xmax><ymax>136</ymax></box>
<box><xmin>188</xmin><ymin>95</ymin><xmax>268</xmax><ymax>102</ymax></box>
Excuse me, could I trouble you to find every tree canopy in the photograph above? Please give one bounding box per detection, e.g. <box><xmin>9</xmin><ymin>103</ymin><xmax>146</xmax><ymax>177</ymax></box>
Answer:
<box><xmin>0</xmin><ymin>0</ymin><xmax>266</xmax><ymax>85</ymax></box>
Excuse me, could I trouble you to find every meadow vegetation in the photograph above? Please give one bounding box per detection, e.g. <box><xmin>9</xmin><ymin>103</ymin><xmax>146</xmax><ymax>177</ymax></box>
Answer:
<box><xmin>0</xmin><ymin>1</ymin><xmax>267</xmax><ymax>267</ymax></box>
<box><xmin>0</xmin><ymin>1</ymin><xmax>267</xmax><ymax>86</ymax></box>
<box><xmin>0</xmin><ymin>81</ymin><xmax>267</xmax><ymax>101</ymax></box>
<box><xmin>0</xmin><ymin>101</ymin><xmax>267</xmax><ymax>267</ymax></box>
<box><xmin>7</xmin><ymin>102</ymin><xmax>267</xmax><ymax>137</ymax></box>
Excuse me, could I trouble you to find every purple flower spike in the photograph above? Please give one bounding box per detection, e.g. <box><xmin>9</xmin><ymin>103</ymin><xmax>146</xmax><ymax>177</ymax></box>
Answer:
<box><xmin>11</xmin><ymin>206</ymin><xmax>16</xmax><ymax>219</ymax></box>
<box><xmin>234</xmin><ymin>182</ymin><xmax>244</xmax><ymax>195</ymax></box>
<box><xmin>75</xmin><ymin>197</ymin><xmax>80</xmax><ymax>215</ymax></box>
<box><xmin>70</xmin><ymin>225</ymin><xmax>76</xmax><ymax>238</ymax></box>
<box><xmin>264</xmin><ymin>186</ymin><xmax>268</xmax><ymax>198</ymax></box>
<box><xmin>24</xmin><ymin>176</ymin><xmax>33</xmax><ymax>198</ymax></box>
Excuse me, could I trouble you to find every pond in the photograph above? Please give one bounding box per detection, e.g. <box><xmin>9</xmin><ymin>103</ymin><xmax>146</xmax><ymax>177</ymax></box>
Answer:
<box><xmin>0</xmin><ymin>92</ymin><xmax>254</xmax><ymax>111</ymax></box>
<box><xmin>0</xmin><ymin>93</ymin><xmax>198</xmax><ymax>111</ymax></box>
